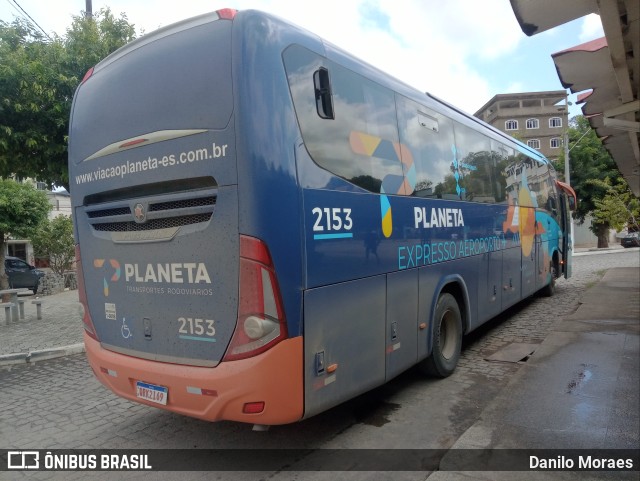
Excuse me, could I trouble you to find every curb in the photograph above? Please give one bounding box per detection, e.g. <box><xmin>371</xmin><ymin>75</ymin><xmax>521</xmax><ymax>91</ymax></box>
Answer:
<box><xmin>0</xmin><ymin>343</ymin><xmax>85</xmax><ymax>367</ymax></box>
<box><xmin>572</xmin><ymin>246</ymin><xmax>635</xmax><ymax>257</ymax></box>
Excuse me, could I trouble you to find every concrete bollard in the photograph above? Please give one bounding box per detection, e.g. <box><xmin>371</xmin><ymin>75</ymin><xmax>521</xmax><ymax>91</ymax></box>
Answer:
<box><xmin>1</xmin><ymin>302</ymin><xmax>14</xmax><ymax>325</ymax></box>
<box><xmin>17</xmin><ymin>299</ymin><xmax>25</xmax><ymax>320</ymax></box>
<box><xmin>31</xmin><ymin>300</ymin><xmax>44</xmax><ymax>320</ymax></box>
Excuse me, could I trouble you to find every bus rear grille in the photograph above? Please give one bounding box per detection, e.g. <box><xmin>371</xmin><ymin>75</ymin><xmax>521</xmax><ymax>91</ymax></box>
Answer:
<box><xmin>92</xmin><ymin>214</ymin><xmax>212</xmax><ymax>232</ymax></box>
<box><xmin>88</xmin><ymin>207</ymin><xmax>131</xmax><ymax>218</ymax></box>
<box><xmin>86</xmin><ymin>184</ymin><xmax>217</xmax><ymax>234</ymax></box>
<box><xmin>150</xmin><ymin>197</ymin><xmax>216</xmax><ymax>211</ymax></box>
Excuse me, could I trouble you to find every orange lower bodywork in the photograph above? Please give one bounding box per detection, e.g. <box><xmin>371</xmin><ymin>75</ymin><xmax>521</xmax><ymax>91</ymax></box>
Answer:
<box><xmin>84</xmin><ymin>332</ymin><xmax>304</xmax><ymax>425</ymax></box>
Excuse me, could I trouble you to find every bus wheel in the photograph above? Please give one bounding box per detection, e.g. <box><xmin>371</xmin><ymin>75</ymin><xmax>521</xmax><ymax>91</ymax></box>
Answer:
<box><xmin>541</xmin><ymin>262</ymin><xmax>556</xmax><ymax>297</ymax></box>
<box><xmin>420</xmin><ymin>293</ymin><xmax>462</xmax><ymax>378</ymax></box>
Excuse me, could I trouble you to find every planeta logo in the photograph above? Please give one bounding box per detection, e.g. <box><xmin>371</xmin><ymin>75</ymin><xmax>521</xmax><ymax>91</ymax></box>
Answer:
<box><xmin>93</xmin><ymin>258</ymin><xmax>212</xmax><ymax>297</ymax></box>
<box><xmin>93</xmin><ymin>259</ymin><xmax>121</xmax><ymax>296</ymax></box>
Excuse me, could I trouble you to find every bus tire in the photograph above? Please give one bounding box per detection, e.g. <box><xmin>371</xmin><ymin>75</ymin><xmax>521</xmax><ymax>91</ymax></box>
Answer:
<box><xmin>540</xmin><ymin>261</ymin><xmax>556</xmax><ymax>297</ymax></box>
<box><xmin>420</xmin><ymin>293</ymin><xmax>462</xmax><ymax>378</ymax></box>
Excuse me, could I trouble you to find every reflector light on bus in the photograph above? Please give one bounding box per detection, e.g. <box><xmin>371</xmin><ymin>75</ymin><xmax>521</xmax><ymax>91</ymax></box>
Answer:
<box><xmin>119</xmin><ymin>138</ymin><xmax>148</xmax><ymax>149</ymax></box>
<box><xmin>99</xmin><ymin>367</ymin><xmax>118</xmax><ymax>377</ymax></box>
<box><xmin>216</xmin><ymin>8</ymin><xmax>237</xmax><ymax>20</ymax></box>
<box><xmin>242</xmin><ymin>402</ymin><xmax>265</xmax><ymax>414</ymax></box>
<box><xmin>81</xmin><ymin>67</ymin><xmax>94</xmax><ymax>84</ymax></box>
<box><xmin>187</xmin><ymin>386</ymin><xmax>218</xmax><ymax>397</ymax></box>
<box><xmin>223</xmin><ymin>236</ymin><xmax>287</xmax><ymax>361</ymax></box>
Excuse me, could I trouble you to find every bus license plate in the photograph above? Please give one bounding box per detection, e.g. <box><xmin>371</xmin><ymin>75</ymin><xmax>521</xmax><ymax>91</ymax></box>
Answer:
<box><xmin>136</xmin><ymin>381</ymin><xmax>168</xmax><ymax>405</ymax></box>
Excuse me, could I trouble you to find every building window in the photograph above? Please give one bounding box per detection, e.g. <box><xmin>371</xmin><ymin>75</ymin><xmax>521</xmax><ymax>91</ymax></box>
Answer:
<box><xmin>505</xmin><ymin>119</ymin><xmax>518</xmax><ymax>130</ymax></box>
<box><xmin>527</xmin><ymin>139</ymin><xmax>541</xmax><ymax>150</ymax></box>
<box><xmin>526</xmin><ymin>118</ymin><xmax>539</xmax><ymax>129</ymax></box>
<box><xmin>549</xmin><ymin>117</ymin><xmax>562</xmax><ymax>128</ymax></box>
<box><xmin>550</xmin><ymin>137</ymin><xmax>561</xmax><ymax>149</ymax></box>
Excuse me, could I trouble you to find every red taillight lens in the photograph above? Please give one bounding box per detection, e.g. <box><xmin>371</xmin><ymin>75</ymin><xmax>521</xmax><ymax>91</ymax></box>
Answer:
<box><xmin>243</xmin><ymin>402</ymin><xmax>265</xmax><ymax>414</ymax></box>
<box><xmin>216</xmin><ymin>8</ymin><xmax>237</xmax><ymax>20</ymax></box>
<box><xmin>223</xmin><ymin>236</ymin><xmax>287</xmax><ymax>362</ymax></box>
<box><xmin>81</xmin><ymin>67</ymin><xmax>94</xmax><ymax>84</ymax></box>
<box><xmin>76</xmin><ymin>245</ymin><xmax>99</xmax><ymax>341</ymax></box>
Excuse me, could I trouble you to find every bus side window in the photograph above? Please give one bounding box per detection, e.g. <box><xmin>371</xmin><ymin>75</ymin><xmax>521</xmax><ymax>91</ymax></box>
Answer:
<box><xmin>491</xmin><ymin>141</ymin><xmax>511</xmax><ymax>204</ymax></box>
<box><xmin>284</xmin><ymin>44</ymin><xmax>404</xmax><ymax>193</ymax></box>
<box><xmin>453</xmin><ymin>123</ymin><xmax>494</xmax><ymax>203</ymax></box>
<box><xmin>396</xmin><ymin>97</ymin><xmax>455</xmax><ymax>199</ymax></box>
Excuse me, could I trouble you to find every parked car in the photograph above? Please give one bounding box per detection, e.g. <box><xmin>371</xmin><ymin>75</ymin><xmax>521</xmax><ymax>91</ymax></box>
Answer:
<box><xmin>3</xmin><ymin>256</ymin><xmax>45</xmax><ymax>294</ymax></box>
<box><xmin>621</xmin><ymin>232</ymin><xmax>640</xmax><ymax>248</ymax></box>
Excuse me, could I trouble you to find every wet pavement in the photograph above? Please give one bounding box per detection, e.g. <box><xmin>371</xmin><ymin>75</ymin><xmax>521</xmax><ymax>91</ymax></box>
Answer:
<box><xmin>428</xmin><ymin>264</ymin><xmax>639</xmax><ymax>480</ymax></box>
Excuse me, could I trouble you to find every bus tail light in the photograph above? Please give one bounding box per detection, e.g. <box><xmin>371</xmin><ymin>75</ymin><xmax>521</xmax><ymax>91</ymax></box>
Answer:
<box><xmin>81</xmin><ymin>67</ymin><xmax>94</xmax><ymax>84</ymax></box>
<box><xmin>223</xmin><ymin>236</ymin><xmax>287</xmax><ymax>361</ymax></box>
<box><xmin>216</xmin><ymin>8</ymin><xmax>237</xmax><ymax>20</ymax></box>
<box><xmin>243</xmin><ymin>402</ymin><xmax>265</xmax><ymax>414</ymax></box>
<box><xmin>76</xmin><ymin>245</ymin><xmax>100</xmax><ymax>341</ymax></box>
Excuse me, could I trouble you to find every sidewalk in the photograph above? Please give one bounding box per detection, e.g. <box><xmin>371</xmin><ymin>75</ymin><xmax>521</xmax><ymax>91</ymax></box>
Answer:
<box><xmin>0</xmin><ymin>289</ymin><xmax>84</xmax><ymax>365</ymax></box>
<box><xmin>428</xmin><ymin>265</ymin><xmax>640</xmax><ymax>479</ymax></box>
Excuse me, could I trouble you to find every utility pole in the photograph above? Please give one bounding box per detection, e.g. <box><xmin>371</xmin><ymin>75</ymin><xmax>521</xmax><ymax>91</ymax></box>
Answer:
<box><xmin>564</xmin><ymin>132</ymin><xmax>570</xmax><ymax>186</ymax></box>
<box><xmin>563</xmin><ymin>94</ymin><xmax>571</xmax><ymax>186</ymax></box>
<box><xmin>86</xmin><ymin>0</ymin><xmax>92</xmax><ymax>18</ymax></box>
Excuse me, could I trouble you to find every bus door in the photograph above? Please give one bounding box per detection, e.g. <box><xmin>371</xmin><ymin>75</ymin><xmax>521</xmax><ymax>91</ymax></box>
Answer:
<box><xmin>556</xmin><ymin>181</ymin><xmax>576</xmax><ymax>279</ymax></box>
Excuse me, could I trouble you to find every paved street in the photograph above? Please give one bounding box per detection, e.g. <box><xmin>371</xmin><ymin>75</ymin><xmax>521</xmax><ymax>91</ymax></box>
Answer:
<box><xmin>0</xmin><ymin>249</ymin><xmax>638</xmax><ymax>480</ymax></box>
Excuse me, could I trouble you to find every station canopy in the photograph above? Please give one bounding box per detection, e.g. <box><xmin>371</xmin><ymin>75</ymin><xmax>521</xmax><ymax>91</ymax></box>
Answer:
<box><xmin>510</xmin><ymin>0</ymin><xmax>639</xmax><ymax>196</ymax></box>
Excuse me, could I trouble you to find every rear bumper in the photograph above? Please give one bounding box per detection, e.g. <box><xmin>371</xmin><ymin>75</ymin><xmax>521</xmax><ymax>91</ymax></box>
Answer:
<box><xmin>84</xmin><ymin>332</ymin><xmax>304</xmax><ymax>425</ymax></box>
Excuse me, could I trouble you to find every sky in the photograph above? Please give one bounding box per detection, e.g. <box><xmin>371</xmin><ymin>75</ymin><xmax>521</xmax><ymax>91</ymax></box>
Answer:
<box><xmin>1</xmin><ymin>0</ymin><xmax>604</xmax><ymax>118</ymax></box>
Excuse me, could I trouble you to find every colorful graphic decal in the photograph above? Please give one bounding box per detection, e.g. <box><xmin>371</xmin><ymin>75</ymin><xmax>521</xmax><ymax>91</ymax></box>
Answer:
<box><xmin>349</xmin><ymin>131</ymin><xmax>416</xmax><ymax>237</ymax></box>
<box><xmin>502</xmin><ymin>173</ymin><xmax>546</xmax><ymax>257</ymax></box>
<box><xmin>93</xmin><ymin>259</ymin><xmax>121</xmax><ymax>297</ymax></box>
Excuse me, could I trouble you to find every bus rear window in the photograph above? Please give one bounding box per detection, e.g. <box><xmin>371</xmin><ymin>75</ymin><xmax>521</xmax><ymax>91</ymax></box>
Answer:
<box><xmin>70</xmin><ymin>20</ymin><xmax>233</xmax><ymax>163</ymax></box>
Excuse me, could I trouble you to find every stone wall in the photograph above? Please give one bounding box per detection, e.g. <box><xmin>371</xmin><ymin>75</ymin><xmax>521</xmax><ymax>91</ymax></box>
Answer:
<box><xmin>36</xmin><ymin>271</ymin><xmax>77</xmax><ymax>296</ymax></box>
<box><xmin>64</xmin><ymin>271</ymin><xmax>78</xmax><ymax>290</ymax></box>
<box><xmin>37</xmin><ymin>273</ymin><xmax>64</xmax><ymax>296</ymax></box>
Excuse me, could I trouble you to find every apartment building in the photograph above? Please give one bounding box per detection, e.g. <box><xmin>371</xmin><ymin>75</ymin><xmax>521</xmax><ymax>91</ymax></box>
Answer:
<box><xmin>474</xmin><ymin>90</ymin><xmax>569</xmax><ymax>161</ymax></box>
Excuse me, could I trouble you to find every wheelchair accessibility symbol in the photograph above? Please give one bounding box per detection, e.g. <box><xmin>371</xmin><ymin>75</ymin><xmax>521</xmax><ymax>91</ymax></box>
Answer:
<box><xmin>121</xmin><ymin>318</ymin><xmax>132</xmax><ymax>339</ymax></box>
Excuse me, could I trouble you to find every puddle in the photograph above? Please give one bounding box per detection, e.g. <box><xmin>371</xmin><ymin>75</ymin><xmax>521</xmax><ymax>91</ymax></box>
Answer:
<box><xmin>354</xmin><ymin>401</ymin><xmax>400</xmax><ymax>427</ymax></box>
<box><xmin>566</xmin><ymin>363</ymin><xmax>595</xmax><ymax>394</ymax></box>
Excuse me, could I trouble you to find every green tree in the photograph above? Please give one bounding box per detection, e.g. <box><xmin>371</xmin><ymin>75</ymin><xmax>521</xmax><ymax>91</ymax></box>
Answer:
<box><xmin>589</xmin><ymin>177</ymin><xmax>640</xmax><ymax>233</ymax></box>
<box><xmin>555</xmin><ymin>116</ymin><xmax>622</xmax><ymax>248</ymax></box>
<box><xmin>31</xmin><ymin>214</ymin><xmax>75</xmax><ymax>276</ymax></box>
<box><xmin>0</xmin><ymin>179</ymin><xmax>51</xmax><ymax>291</ymax></box>
<box><xmin>0</xmin><ymin>20</ymin><xmax>70</xmax><ymax>187</ymax></box>
<box><xmin>0</xmin><ymin>9</ymin><xmax>136</xmax><ymax>190</ymax></box>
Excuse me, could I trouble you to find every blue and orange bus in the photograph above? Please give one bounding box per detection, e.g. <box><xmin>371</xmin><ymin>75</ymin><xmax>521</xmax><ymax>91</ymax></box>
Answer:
<box><xmin>69</xmin><ymin>8</ymin><xmax>576</xmax><ymax>428</ymax></box>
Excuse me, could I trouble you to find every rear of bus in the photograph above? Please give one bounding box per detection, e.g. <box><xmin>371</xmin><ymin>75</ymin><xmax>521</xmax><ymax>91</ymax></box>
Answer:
<box><xmin>69</xmin><ymin>10</ymin><xmax>304</xmax><ymax>425</ymax></box>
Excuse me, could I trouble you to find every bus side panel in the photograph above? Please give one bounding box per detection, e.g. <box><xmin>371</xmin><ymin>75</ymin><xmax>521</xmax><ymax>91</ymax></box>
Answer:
<box><xmin>386</xmin><ymin>269</ymin><xmax>418</xmax><ymax>381</ymax></box>
<box><xmin>502</xmin><ymin>244</ymin><xmax>522</xmax><ymax>310</ymax></box>
<box><xmin>478</xmin><ymin>250</ymin><xmax>503</xmax><ymax>323</ymax></box>
<box><xmin>303</xmin><ymin>276</ymin><xmax>386</xmax><ymax>419</ymax></box>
